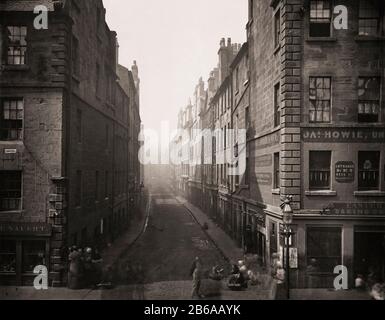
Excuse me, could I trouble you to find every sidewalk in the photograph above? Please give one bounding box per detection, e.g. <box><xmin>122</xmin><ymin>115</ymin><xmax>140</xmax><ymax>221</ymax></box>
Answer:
<box><xmin>175</xmin><ymin>195</ymin><xmax>275</xmax><ymax>299</ymax></box>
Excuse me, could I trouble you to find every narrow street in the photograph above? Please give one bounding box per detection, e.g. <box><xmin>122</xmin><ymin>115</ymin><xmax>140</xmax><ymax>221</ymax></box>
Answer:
<box><xmin>114</xmin><ymin>181</ymin><xmax>227</xmax><ymax>285</ymax></box>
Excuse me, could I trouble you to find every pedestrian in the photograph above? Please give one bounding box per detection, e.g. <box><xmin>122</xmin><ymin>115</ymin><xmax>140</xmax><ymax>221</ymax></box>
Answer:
<box><xmin>83</xmin><ymin>247</ymin><xmax>93</xmax><ymax>287</ymax></box>
<box><xmin>68</xmin><ymin>246</ymin><xmax>82</xmax><ymax>289</ymax></box>
<box><xmin>275</xmin><ymin>262</ymin><xmax>286</xmax><ymax>300</ymax></box>
<box><xmin>191</xmin><ymin>257</ymin><xmax>204</xmax><ymax>299</ymax></box>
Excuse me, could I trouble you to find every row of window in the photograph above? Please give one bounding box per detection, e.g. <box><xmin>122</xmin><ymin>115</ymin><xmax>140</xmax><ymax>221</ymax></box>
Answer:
<box><xmin>309</xmin><ymin>0</ymin><xmax>385</xmax><ymax>38</ymax></box>
<box><xmin>273</xmin><ymin>76</ymin><xmax>382</xmax><ymax>126</ymax></box>
<box><xmin>272</xmin><ymin>0</ymin><xmax>385</xmax><ymax>46</ymax></box>
<box><xmin>0</xmin><ymin>240</ymin><xmax>46</xmax><ymax>275</ymax></box>
<box><xmin>309</xmin><ymin>151</ymin><xmax>382</xmax><ymax>191</ymax></box>
<box><xmin>201</xmin><ymin>149</ymin><xmax>382</xmax><ymax>193</ymax></box>
<box><xmin>3</xmin><ymin>25</ymin><xmax>117</xmax><ymax>107</ymax></box>
<box><xmin>0</xmin><ymin>169</ymin><xmax>127</xmax><ymax>212</ymax></box>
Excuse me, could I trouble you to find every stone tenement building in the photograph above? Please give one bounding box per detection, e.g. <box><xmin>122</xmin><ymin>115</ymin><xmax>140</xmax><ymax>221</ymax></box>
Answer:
<box><xmin>0</xmin><ymin>0</ymin><xmax>141</xmax><ymax>286</ymax></box>
<box><xmin>172</xmin><ymin>0</ymin><xmax>385</xmax><ymax>288</ymax></box>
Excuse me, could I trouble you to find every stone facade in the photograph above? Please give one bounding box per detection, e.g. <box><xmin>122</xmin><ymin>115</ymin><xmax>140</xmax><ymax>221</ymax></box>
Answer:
<box><xmin>0</xmin><ymin>0</ymin><xmax>141</xmax><ymax>286</ymax></box>
<box><xmin>171</xmin><ymin>0</ymin><xmax>385</xmax><ymax>289</ymax></box>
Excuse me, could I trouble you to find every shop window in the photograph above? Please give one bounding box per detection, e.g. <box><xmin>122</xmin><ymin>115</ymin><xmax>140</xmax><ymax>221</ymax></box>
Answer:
<box><xmin>0</xmin><ymin>98</ymin><xmax>24</xmax><ymax>141</ymax></box>
<box><xmin>309</xmin><ymin>0</ymin><xmax>331</xmax><ymax>37</ymax></box>
<box><xmin>358</xmin><ymin>151</ymin><xmax>380</xmax><ymax>191</ymax></box>
<box><xmin>307</xmin><ymin>227</ymin><xmax>342</xmax><ymax>273</ymax></box>
<box><xmin>0</xmin><ymin>171</ymin><xmax>22</xmax><ymax>211</ymax></box>
<box><xmin>0</xmin><ymin>240</ymin><xmax>16</xmax><ymax>274</ymax></box>
<box><xmin>358</xmin><ymin>0</ymin><xmax>381</xmax><ymax>36</ymax></box>
<box><xmin>6</xmin><ymin>26</ymin><xmax>27</xmax><ymax>65</ymax></box>
<box><xmin>358</xmin><ymin>77</ymin><xmax>380</xmax><ymax>123</ymax></box>
<box><xmin>309</xmin><ymin>77</ymin><xmax>331</xmax><ymax>123</ymax></box>
<box><xmin>309</xmin><ymin>151</ymin><xmax>331</xmax><ymax>190</ymax></box>
<box><xmin>22</xmin><ymin>240</ymin><xmax>46</xmax><ymax>273</ymax></box>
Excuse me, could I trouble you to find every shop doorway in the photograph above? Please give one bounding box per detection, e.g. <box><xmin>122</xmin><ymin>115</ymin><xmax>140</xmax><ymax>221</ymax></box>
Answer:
<box><xmin>354</xmin><ymin>230</ymin><xmax>385</xmax><ymax>284</ymax></box>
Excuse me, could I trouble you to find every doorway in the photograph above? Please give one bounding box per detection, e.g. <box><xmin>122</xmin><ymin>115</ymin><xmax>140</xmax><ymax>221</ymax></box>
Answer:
<box><xmin>354</xmin><ymin>231</ymin><xmax>385</xmax><ymax>283</ymax></box>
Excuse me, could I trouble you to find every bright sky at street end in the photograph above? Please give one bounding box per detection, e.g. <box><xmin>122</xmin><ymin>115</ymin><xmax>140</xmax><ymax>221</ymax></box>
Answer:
<box><xmin>103</xmin><ymin>0</ymin><xmax>247</xmax><ymax>147</ymax></box>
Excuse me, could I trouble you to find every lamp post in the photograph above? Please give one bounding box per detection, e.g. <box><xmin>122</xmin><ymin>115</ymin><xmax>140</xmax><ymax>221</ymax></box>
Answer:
<box><xmin>281</xmin><ymin>195</ymin><xmax>294</xmax><ymax>300</ymax></box>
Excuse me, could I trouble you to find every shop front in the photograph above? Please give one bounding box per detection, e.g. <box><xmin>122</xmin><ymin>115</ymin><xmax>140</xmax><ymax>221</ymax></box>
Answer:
<box><xmin>354</xmin><ymin>225</ymin><xmax>385</xmax><ymax>285</ymax></box>
<box><xmin>0</xmin><ymin>222</ymin><xmax>51</xmax><ymax>286</ymax></box>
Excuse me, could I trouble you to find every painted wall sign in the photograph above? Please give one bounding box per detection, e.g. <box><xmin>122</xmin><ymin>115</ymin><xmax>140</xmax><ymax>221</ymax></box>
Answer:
<box><xmin>255</xmin><ymin>173</ymin><xmax>272</xmax><ymax>185</ymax></box>
<box><xmin>255</xmin><ymin>154</ymin><xmax>273</xmax><ymax>168</ymax></box>
<box><xmin>0</xmin><ymin>222</ymin><xmax>52</xmax><ymax>236</ymax></box>
<box><xmin>328</xmin><ymin>203</ymin><xmax>385</xmax><ymax>216</ymax></box>
<box><xmin>254</xmin><ymin>131</ymin><xmax>280</xmax><ymax>149</ymax></box>
<box><xmin>4</xmin><ymin>149</ymin><xmax>17</xmax><ymax>154</ymax></box>
<box><xmin>335</xmin><ymin>161</ymin><xmax>355</xmax><ymax>183</ymax></box>
<box><xmin>302</xmin><ymin>128</ymin><xmax>385</xmax><ymax>143</ymax></box>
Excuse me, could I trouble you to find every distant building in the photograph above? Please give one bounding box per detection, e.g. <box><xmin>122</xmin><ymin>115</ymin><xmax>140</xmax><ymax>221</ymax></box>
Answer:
<box><xmin>172</xmin><ymin>0</ymin><xmax>385</xmax><ymax>289</ymax></box>
<box><xmin>0</xmin><ymin>0</ymin><xmax>141</xmax><ymax>286</ymax></box>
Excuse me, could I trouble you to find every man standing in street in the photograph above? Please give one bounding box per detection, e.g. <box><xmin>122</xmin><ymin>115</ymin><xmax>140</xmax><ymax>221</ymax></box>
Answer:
<box><xmin>191</xmin><ymin>257</ymin><xmax>204</xmax><ymax>299</ymax></box>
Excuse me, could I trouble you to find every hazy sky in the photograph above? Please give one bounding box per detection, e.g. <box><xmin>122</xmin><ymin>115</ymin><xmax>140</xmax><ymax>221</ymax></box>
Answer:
<box><xmin>103</xmin><ymin>0</ymin><xmax>247</xmax><ymax>136</ymax></box>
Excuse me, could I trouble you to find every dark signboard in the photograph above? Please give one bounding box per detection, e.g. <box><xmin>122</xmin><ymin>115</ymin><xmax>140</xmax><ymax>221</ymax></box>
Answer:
<box><xmin>328</xmin><ymin>203</ymin><xmax>385</xmax><ymax>216</ymax></box>
<box><xmin>0</xmin><ymin>222</ymin><xmax>52</xmax><ymax>236</ymax></box>
<box><xmin>335</xmin><ymin>161</ymin><xmax>355</xmax><ymax>183</ymax></box>
<box><xmin>302</xmin><ymin>128</ymin><xmax>385</xmax><ymax>143</ymax></box>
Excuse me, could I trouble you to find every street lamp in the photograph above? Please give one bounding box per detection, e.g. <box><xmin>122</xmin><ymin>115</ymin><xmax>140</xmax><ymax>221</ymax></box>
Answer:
<box><xmin>280</xmin><ymin>195</ymin><xmax>294</xmax><ymax>300</ymax></box>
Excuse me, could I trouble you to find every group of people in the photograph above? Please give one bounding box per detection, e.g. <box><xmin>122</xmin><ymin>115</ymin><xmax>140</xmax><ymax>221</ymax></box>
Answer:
<box><xmin>67</xmin><ymin>246</ymin><xmax>103</xmax><ymax>290</ymax></box>
<box><xmin>227</xmin><ymin>260</ymin><xmax>259</xmax><ymax>290</ymax></box>
<box><xmin>355</xmin><ymin>270</ymin><xmax>385</xmax><ymax>300</ymax></box>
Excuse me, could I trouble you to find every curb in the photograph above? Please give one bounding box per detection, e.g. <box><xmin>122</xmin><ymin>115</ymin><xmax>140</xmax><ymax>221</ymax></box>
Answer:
<box><xmin>110</xmin><ymin>192</ymin><xmax>152</xmax><ymax>269</ymax></box>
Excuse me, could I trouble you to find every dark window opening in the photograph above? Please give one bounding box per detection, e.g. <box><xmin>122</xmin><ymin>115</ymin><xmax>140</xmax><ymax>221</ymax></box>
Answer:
<box><xmin>309</xmin><ymin>151</ymin><xmax>331</xmax><ymax>190</ymax></box>
<box><xmin>274</xmin><ymin>153</ymin><xmax>280</xmax><ymax>189</ymax></box>
<box><xmin>358</xmin><ymin>77</ymin><xmax>380</xmax><ymax>123</ymax></box>
<box><xmin>274</xmin><ymin>9</ymin><xmax>281</xmax><ymax>48</ymax></box>
<box><xmin>309</xmin><ymin>0</ymin><xmax>331</xmax><ymax>37</ymax></box>
<box><xmin>0</xmin><ymin>171</ymin><xmax>22</xmax><ymax>211</ymax></box>
<box><xmin>0</xmin><ymin>99</ymin><xmax>23</xmax><ymax>141</ymax></box>
<box><xmin>274</xmin><ymin>83</ymin><xmax>281</xmax><ymax>127</ymax></box>
<box><xmin>0</xmin><ymin>240</ymin><xmax>16</xmax><ymax>274</ymax></box>
<box><xmin>359</xmin><ymin>0</ymin><xmax>381</xmax><ymax>36</ymax></box>
<box><xmin>6</xmin><ymin>26</ymin><xmax>27</xmax><ymax>65</ymax></box>
<box><xmin>358</xmin><ymin>151</ymin><xmax>380</xmax><ymax>191</ymax></box>
<box><xmin>22</xmin><ymin>241</ymin><xmax>46</xmax><ymax>273</ymax></box>
<box><xmin>309</xmin><ymin>77</ymin><xmax>331</xmax><ymax>123</ymax></box>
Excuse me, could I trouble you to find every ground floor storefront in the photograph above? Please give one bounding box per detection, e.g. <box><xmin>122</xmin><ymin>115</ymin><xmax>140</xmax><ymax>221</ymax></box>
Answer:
<box><xmin>0</xmin><ymin>222</ymin><xmax>52</xmax><ymax>286</ymax></box>
<box><xmin>194</xmin><ymin>190</ymin><xmax>385</xmax><ymax>289</ymax></box>
<box><xmin>274</xmin><ymin>218</ymin><xmax>385</xmax><ymax>289</ymax></box>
